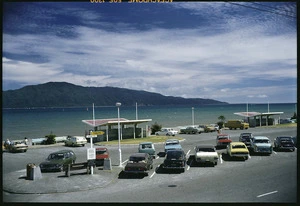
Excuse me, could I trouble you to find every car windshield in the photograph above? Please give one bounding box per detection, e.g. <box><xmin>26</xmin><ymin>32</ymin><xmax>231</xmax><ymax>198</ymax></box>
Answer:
<box><xmin>197</xmin><ymin>148</ymin><xmax>215</xmax><ymax>152</ymax></box>
<box><xmin>129</xmin><ymin>156</ymin><xmax>145</xmax><ymax>162</ymax></box>
<box><xmin>166</xmin><ymin>141</ymin><xmax>179</xmax><ymax>145</ymax></box>
<box><xmin>141</xmin><ymin>144</ymin><xmax>152</xmax><ymax>149</ymax></box>
<box><xmin>254</xmin><ymin>140</ymin><xmax>270</xmax><ymax>143</ymax></box>
<box><xmin>48</xmin><ymin>153</ymin><xmax>64</xmax><ymax>160</ymax></box>
<box><xmin>280</xmin><ymin>139</ymin><xmax>292</xmax><ymax>143</ymax></box>
<box><xmin>232</xmin><ymin>145</ymin><xmax>246</xmax><ymax>149</ymax></box>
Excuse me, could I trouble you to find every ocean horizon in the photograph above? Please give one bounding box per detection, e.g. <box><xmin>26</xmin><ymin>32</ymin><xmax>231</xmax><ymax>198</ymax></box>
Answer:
<box><xmin>2</xmin><ymin>103</ymin><xmax>297</xmax><ymax>141</ymax></box>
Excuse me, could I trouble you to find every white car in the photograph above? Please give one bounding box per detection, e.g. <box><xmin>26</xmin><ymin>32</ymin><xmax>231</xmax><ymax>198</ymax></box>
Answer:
<box><xmin>65</xmin><ymin>136</ymin><xmax>87</xmax><ymax>147</ymax></box>
<box><xmin>250</xmin><ymin>136</ymin><xmax>272</xmax><ymax>154</ymax></box>
<box><xmin>194</xmin><ymin>144</ymin><xmax>219</xmax><ymax>166</ymax></box>
<box><xmin>155</xmin><ymin>128</ymin><xmax>178</xmax><ymax>136</ymax></box>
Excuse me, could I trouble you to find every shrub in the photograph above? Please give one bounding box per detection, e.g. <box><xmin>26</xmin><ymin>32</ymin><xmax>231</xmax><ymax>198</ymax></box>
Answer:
<box><xmin>151</xmin><ymin>122</ymin><xmax>162</xmax><ymax>135</ymax></box>
<box><xmin>45</xmin><ymin>133</ymin><xmax>56</xmax><ymax>145</ymax></box>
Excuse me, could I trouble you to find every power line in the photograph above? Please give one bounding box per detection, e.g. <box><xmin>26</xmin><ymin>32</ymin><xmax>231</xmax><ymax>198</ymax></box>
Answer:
<box><xmin>226</xmin><ymin>2</ymin><xmax>296</xmax><ymax>19</ymax></box>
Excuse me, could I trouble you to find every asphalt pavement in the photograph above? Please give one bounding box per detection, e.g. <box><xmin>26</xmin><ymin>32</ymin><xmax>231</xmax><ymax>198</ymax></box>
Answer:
<box><xmin>3</xmin><ymin>164</ymin><xmax>123</xmax><ymax>194</ymax></box>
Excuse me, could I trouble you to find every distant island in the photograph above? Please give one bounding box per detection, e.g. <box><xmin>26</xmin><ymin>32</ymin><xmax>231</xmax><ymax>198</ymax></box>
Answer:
<box><xmin>2</xmin><ymin>82</ymin><xmax>228</xmax><ymax>108</ymax></box>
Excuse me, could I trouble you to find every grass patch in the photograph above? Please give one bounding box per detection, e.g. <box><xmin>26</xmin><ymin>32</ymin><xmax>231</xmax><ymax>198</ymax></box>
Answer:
<box><xmin>94</xmin><ymin>135</ymin><xmax>184</xmax><ymax>145</ymax></box>
<box><xmin>261</xmin><ymin>123</ymin><xmax>297</xmax><ymax>128</ymax></box>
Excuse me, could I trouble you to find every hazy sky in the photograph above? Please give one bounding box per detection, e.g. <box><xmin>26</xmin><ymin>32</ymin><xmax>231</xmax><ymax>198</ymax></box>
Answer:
<box><xmin>3</xmin><ymin>1</ymin><xmax>297</xmax><ymax>103</ymax></box>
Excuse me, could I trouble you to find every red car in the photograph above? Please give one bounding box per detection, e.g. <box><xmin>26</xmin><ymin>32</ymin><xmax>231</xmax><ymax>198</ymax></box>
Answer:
<box><xmin>95</xmin><ymin>147</ymin><xmax>109</xmax><ymax>166</ymax></box>
<box><xmin>216</xmin><ymin>134</ymin><xmax>232</xmax><ymax>149</ymax></box>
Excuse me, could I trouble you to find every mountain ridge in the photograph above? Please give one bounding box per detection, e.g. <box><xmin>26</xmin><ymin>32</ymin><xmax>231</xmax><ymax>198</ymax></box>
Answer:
<box><xmin>2</xmin><ymin>82</ymin><xmax>228</xmax><ymax>108</ymax></box>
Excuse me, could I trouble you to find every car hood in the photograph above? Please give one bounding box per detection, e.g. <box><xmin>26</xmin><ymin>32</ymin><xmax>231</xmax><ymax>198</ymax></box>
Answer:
<box><xmin>254</xmin><ymin>143</ymin><xmax>272</xmax><ymax>147</ymax></box>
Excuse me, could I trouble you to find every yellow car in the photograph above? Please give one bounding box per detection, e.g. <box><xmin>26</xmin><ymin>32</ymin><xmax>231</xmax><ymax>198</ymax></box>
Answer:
<box><xmin>227</xmin><ymin>142</ymin><xmax>249</xmax><ymax>160</ymax></box>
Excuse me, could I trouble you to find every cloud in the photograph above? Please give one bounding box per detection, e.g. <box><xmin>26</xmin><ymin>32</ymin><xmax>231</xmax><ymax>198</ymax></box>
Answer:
<box><xmin>2</xmin><ymin>2</ymin><xmax>297</xmax><ymax>103</ymax></box>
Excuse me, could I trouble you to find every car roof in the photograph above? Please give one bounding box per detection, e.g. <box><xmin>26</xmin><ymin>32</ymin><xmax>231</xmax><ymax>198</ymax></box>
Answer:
<box><xmin>130</xmin><ymin>153</ymin><xmax>148</xmax><ymax>157</ymax></box>
<box><xmin>139</xmin><ymin>142</ymin><xmax>153</xmax><ymax>145</ymax></box>
<box><xmin>253</xmin><ymin>136</ymin><xmax>269</xmax><ymax>140</ymax></box>
<box><xmin>166</xmin><ymin>139</ymin><xmax>179</xmax><ymax>142</ymax></box>
<box><xmin>195</xmin><ymin>144</ymin><xmax>215</xmax><ymax>149</ymax></box>
<box><xmin>50</xmin><ymin>150</ymin><xmax>75</xmax><ymax>154</ymax></box>
<box><xmin>96</xmin><ymin>147</ymin><xmax>108</xmax><ymax>151</ymax></box>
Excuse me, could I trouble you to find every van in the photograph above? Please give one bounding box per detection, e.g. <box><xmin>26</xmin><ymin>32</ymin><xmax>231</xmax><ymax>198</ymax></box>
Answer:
<box><xmin>65</xmin><ymin>136</ymin><xmax>87</xmax><ymax>147</ymax></box>
<box><xmin>224</xmin><ymin>120</ymin><xmax>249</xmax><ymax>130</ymax></box>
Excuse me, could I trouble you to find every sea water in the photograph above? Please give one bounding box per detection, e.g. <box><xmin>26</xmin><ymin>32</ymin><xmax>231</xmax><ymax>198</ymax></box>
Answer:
<box><xmin>2</xmin><ymin>103</ymin><xmax>297</xmax><ymax>141</ymax></box>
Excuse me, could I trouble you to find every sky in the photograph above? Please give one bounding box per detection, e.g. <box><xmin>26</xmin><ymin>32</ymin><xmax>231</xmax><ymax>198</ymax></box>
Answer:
<box><xmin>2</xmin><ymin>1</ymin><xmax>297</xmax><ymax>104</ymax></box>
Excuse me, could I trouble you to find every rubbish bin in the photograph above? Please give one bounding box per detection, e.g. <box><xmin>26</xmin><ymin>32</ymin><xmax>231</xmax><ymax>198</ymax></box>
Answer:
<box><xmin>27</xmin><ymin>163</ymin><xmax>35</xmax><ymax>180</ymax></box>
<box><xmin>103</xmin><ymin>158</ymin><xmax>112</xmax><ymax>170</ymax></box>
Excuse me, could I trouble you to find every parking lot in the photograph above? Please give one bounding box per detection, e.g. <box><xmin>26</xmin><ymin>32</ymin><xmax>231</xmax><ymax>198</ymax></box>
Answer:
<box><xmin>3</xmin><ymin>126</ymin><xmax>297</xmax><ymax>203</ymax></box>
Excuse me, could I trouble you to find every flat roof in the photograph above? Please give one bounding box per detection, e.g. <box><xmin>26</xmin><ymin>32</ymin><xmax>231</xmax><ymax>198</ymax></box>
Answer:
<box><xmin>82</xmin><ymin>118</ymin><xmax>152</xmax><ymax>127</ymax></box>
<box><xmin>234</xmin><ymin>111</ymin><xmax>283</xmax><ymax>118</ymax></box>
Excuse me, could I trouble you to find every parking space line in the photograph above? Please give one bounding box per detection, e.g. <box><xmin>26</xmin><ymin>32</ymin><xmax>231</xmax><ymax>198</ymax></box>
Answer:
<box><xmin>220</xmin><ymin>154</ymin><xmax>223</xmax><ymax>164</ymax></box>
<box><xmin>248</xmin><ymin>154</ymin><xmax>251</xmax><ymax>159</ymax></box>
<box><xmin>273</xmin><ymin>151</ymin><xmax>277</xmax><ymax>154</ymax></box>
<box><xmin>150</xmin><ymin>171</ymin><xmax>156</xmax><ymax>178</ymax></box>
<box><xmin>186</xmin><ymin>149</ymin><xmax>191</xmax><ymax>156</ymax></box>
<box><xmin>122</xmin><ymin>159</ymin><xmax>128</xmax><ymax>165</ymax></box>
<box><xmin>257</xmin><ymin>190</ymin><xmax>278</xmax><ymax>198</ymax></box>
<box><xmin>155</xmin><ymin>156</ymin><xmax>159</xmax><ymax>159</ymax></box>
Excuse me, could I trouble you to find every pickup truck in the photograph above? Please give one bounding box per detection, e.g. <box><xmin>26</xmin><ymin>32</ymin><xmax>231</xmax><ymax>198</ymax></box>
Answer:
<box><xmin>194</xmin><ymin>144</ymin><xmax>219</xmax><ymax>166</ymax></box>
<box><xmin>124</xmin><ymin>153</ymin><xmax>153</xmax><ymax>175</ymax></box>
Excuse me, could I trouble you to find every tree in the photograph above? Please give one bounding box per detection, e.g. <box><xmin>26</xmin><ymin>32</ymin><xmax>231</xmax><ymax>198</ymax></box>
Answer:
<box><xmin>217</xmin><ymin>115</ymin><xmax>226</xmax><ymax>129</ymax></box>
<box><xmin>45</xmin><ymin>132</ymin><xmax>56</xmax><ymax>145</ymax></box>
<box><xmin>151</xmin><ymin>122</ymin><xmax>162</xmax><ymax>135</ymax></box>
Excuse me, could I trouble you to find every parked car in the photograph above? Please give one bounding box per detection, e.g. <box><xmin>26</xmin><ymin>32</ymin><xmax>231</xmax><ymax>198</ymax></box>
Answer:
<box><xmin>138</xmin><ymin>142</ymin><xmax>156</xmax><ymax>157</ymax></box>
<box><xmin>180</xmin><ymin>126</ymin><xmax>199</xmax><ymax>134</ymax></box>
<box><xmin>224</xmin><ymin>120</ymin><xmax>249</xmax><ymax>130</ymax></box>
<box><xmin>239</xmin><ymin>133</ymin><xmax>254</xmax><ymax>147</ymax></box>
<box><xmin>162</xmin><ymin>149</ymin><xmax>186</xmax><ymax>172</ymax></box>
<box><xmin>201</xmin><ymin>125</ymin><xmax>216</xmax><ymax>132</ymax></box>
<box><xmin>95</xmin><ymin>147</ymin><xmax>109</xmax><ymax>166</ymax></box>
<box><xmin>227</xmin><ymin>142</ymin><xmax>249</xmax><ymax>160</ymax></box>
<box><xmin>250</xmin><ymin>136</ymin><xmax>273</xmax><ymax>154</ymax></box>
<box><xmin>65</xmin><ymin>136</ymin><xmax>87</xmax><ymax>147</ymax></box>
<box><xmin>274</xmin><ymin>136</ymin><xmax>295</xmax><ymax>152</ymax></box>
<box><xmin>39</xmin><ymin>150</ymin><xmax>76</xmax><ymax>172</ymax></box>
<box><xmin>124</xmin><ymin>153</ymin><xmax>153</xmax><ymax>175</ymax></box>
<box><xmin>291</xmin><ymin>136</ymin><xmax>297</xmax><ymax>146</ymax></box>
<box><xmin>216</xmin><ymin>133</ymin><xmax>232</xmax><ymax>149</ymax></box>
<box><xmin>164</xmin><ymin>139</ymin><xmax>182</xmax><ymax>153</ymax></box>
<box><xmin>6</xmin><ymin>141</ymin><xmax>28</xmax><ymax>153</ymax></box>
<box><xmin>279</xmin><ymin>118</ymin><xmax>293</xmax><ymax>124</ymax></box>
<box><xmin>194</xmin><ymin>144</ymin><xmax>219</xmax><ymax>166</ymax></box>
<box><xmin>155</xmin><ymin>128</ymin><xmax>178</xmax><ymax>136</ymax></box>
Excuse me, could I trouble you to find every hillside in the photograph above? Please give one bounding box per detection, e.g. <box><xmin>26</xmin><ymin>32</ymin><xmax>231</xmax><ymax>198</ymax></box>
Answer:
<box><xmin>2</xmin><ymin>82</ymin><xmax>228</xmax><ymax>108</ymax></box>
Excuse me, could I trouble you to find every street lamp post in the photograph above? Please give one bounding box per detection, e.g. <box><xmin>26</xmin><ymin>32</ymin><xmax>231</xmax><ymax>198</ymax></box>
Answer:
<box><xmin>116</xmin><ymin>102</ymin><xmax>122</xmax><ymax>167</ymax></box>
<box><xmin>192</xmin><ymin>107</ymin><xmax>195</xmax><ymax>126</ymax></box>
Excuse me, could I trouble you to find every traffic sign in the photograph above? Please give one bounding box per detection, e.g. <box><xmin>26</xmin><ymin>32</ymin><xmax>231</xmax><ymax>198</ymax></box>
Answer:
<box><xmin>86</xmin><ymin>135</ymin><xmax>97</xmax><ymax>138</ymax></box>
<box><xmin>91</xmin><ymin>131</ymin><xmax>105</xmax><ymax>135</ymax></box>
<box><xmin>87</xmin><ymin>148</ymin><xmax>96</xmax><ymax>160</ymax></box>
